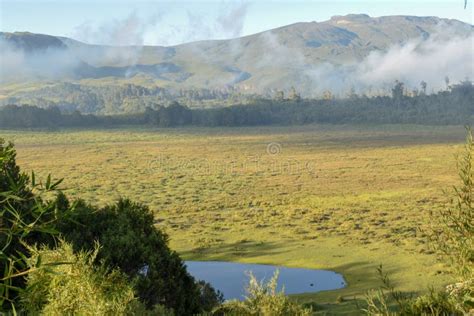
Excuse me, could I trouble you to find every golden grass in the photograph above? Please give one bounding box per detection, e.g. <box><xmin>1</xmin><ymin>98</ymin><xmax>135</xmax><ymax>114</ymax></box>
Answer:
<box><xmin>1</xmin><ymin>124</ymin><xmax>466</xmax><ymax>314</ymax></box>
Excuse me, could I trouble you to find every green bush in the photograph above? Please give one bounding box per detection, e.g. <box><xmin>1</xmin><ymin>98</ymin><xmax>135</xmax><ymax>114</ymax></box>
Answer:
<box><xmin>0</xmin><ymin>139</ymin><xmax>71</xmax><ymax>312</ymax></box>
<box><xmin>363</xmin><ymin>265</ymin><xmax>461</xmax><ymax>315</ymax></box>
<box><xmin>21</xmin><ymin>240</ymin><xmax>138</xmax><ymax>315</ymax></box>
<box><xmin>55</xmin><ymin>197</ymin><xmax>221</xmax><ymax>315</ymax></box>
<box><xmin>214</xmin><ymin>271</ymin><xmax>312</xmax><ymax>316</ymax></box>
<box><xmin>405</xmin><ymin>289</ymin><xmax>458</xmax><ymax>316</ymax></box>
<box><xmin>445</xmin><ymin>279</ymin><xmax>474</xmax><ymax>313</ymax></box>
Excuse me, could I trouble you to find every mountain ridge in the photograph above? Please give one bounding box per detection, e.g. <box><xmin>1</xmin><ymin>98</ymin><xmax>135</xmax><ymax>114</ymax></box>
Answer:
<box><xmin>1</xmin><ymin>14</ymin><xmax>473</xmax><ymax>98</ymax></box>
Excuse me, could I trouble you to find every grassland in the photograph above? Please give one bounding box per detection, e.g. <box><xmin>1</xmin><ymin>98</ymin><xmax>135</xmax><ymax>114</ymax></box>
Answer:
<box><xmin>0</xmin><ymin>124</ymin><xmax>467</xmax><ymax>314</ymax></box>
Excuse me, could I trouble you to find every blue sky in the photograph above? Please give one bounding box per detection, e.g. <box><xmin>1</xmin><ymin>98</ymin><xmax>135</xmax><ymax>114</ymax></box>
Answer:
<box><xmin>1</xmin><ymin>0</ymin><xmax>472</xmax><ymax>46</ymax></box>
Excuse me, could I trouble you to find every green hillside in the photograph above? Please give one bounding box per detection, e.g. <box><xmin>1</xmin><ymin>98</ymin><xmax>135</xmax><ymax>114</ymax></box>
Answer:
<box><xmin>0</xmin><ymin>14</ymin><xmax>472</xmax><ymax>111</ymax></box>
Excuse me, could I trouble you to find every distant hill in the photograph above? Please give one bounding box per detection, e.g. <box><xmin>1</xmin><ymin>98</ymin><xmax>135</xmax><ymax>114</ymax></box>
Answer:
<box><xmin>0</xmin><ymin>32</ymin><xmax>67</xmax><ymax>52</ymax></box>
<box><xmin>0</xmin><ymin>14</ymin><xmax>472</xmax><ymax>111</ymax></box>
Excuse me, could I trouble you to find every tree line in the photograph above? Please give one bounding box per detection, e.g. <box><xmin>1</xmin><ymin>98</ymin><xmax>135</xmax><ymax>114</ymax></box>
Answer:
<box><xmin>1</xmin><ymin>82</ymin><xmax>252</xmax><ymax>114</ymax></box>
<box><xmin>1</xmin><ymin>80</ymin><xmax>472</xmax><ymax>129</ymax></box>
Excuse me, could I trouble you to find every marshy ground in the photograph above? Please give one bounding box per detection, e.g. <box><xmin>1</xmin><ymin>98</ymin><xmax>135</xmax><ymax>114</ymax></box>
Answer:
<box><xmin>1</xmin><ymin>124</ymin><xmax>466</xmax><ymax>314</ymax></box>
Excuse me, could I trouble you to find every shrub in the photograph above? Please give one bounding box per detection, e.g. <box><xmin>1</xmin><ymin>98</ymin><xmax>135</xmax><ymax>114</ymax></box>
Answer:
<box><xmin>197</xmin><ymin>280</ymin><xmax>225</xmax><ymax>312</ymax></box>
<box><xmin>445</xmin><ymin>279</ymin><xmax>474</xmax><ymax>313</ymax></box>
<box><xmin>0</xmin><ymin>139</ymin><xmax>70</xmax><ymax>312</ymax></box>
<box><xmin>405</xmin><ymin>289</ymin><xmax>458</xmax><ymax>316</ymax></box>
<box><xmin>21</xmin><ymin>240</ymin><xmax>138</xmax><ymax>315</ymax></box>
<box><xmin>55</xmin><ymin>198</ymin><xmax>221</xmax><ymax>315</ymax></box>
<box><xmin>363</xmin><ymin>265</ymin><xmax>461</xmax><ymax>315</ymax></box>
<box><xmin>213</xmin><ymin>271</ymin><xmax>312</xmax><ymax>316</ymax></box>
<box><xmin>363</xmin><ymin>265</ymin><xmax>412</xmax><ymax>315</ymax></box>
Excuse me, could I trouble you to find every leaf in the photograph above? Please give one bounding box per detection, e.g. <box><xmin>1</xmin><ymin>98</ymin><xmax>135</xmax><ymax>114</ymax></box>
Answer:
<box><xmin>11</xmin><ymin>300</ymin><xmax>17</xmax><ymax>316</ymax></box>
<box><xmin>45</xmin><ymin>174</ymin><xmax>51</xmax><ymax>190</ymax></box>
<box><xmin>51</xmin><ymin>178</ymin><xmax>64</xmax><ymax>189</ymax></box>
<box><xmin>35</xmin><ymin>254</ymin><xmax>42</xmax><ymax>268</ymax></box>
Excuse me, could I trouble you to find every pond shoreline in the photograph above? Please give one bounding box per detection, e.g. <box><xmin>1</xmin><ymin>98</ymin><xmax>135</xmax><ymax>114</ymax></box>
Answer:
<box><xmin>185</xmin><ymin>260</ymin><xmax>346</xmax><ymax>301</ymax></box>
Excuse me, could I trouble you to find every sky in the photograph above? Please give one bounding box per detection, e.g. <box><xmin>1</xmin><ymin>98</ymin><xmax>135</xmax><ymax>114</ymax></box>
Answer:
<box><xmin>0</xmin><ymin>0</ymin><xmax>472</xmax><ymax>46</ymax></box>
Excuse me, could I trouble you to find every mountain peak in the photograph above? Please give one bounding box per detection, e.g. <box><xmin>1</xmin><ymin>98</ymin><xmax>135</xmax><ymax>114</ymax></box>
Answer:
<box><xmin>1</xmin><ymin>31</ymin><xmax>67</xmax><ymax>52</ymax></box>
<box><xmin>1</xmin><ymin>14</ymin><xmax>472</xmax><ymax>94</ymax></box>
<box><xmin>330</xmin><ymin>14</ymin><xmax>371</xmax><ymax>21</ymax></box>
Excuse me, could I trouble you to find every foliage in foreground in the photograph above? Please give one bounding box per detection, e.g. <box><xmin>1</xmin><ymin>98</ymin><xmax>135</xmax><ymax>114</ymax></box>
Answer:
<box><xmin>55</xmin><ymin>197</ymin><xmax>222</xmax><ymax>315</ymax></box>
<box><xmin>363</xmin><ymin>265</ymin><xmax>463</xmax><ymax>315</ymax></box>
<box><xmin>21</xmin><ymin>241</ymin><xmax>138</xmax><ymax>315</ymax></box>
<box><xmin>0</xmin><ymin>139</ymin><xmax>71</xmax><ymax>312</ymax></box>
<box><xmin>213</xmin><ymin>271</ymin><xmax>312</xmax><ymax>316</ymax></box>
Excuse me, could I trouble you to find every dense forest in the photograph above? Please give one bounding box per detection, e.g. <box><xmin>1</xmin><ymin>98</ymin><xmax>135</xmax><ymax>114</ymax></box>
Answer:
<box><xmin>1</xmin><ymin>83</ymin><xmax>254</xmax><ymax>113</ymax></box>
<box><xmin>0</xmin><ymin>80</ymin><xmax>473</xmax><ymax>129</ymax></box>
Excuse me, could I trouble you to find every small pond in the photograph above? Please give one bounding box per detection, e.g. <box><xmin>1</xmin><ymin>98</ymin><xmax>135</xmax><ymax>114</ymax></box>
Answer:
<box><xmin>185</xmin><ymin>261</ymin><xmax>346</xmax><ymax>301</ymax></box>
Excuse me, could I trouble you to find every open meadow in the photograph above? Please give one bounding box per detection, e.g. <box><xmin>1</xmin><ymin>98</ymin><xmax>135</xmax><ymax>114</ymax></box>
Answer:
<box><xmin>0</xmin><ymin>124</ymin><xmax>468</xmax><ymax>314</ymax></box>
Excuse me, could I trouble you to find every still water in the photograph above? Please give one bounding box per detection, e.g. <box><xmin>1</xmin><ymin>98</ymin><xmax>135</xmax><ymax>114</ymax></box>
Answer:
<box><xmin>185</xmin><ymin>261</ymin><xmax>346</xmax><ymax>300</ymax></box>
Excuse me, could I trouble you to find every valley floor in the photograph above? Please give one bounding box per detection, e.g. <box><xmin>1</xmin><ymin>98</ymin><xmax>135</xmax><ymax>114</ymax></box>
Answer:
<box><xmin>1</xmin><ymin>124</ymin><xmax>466</xmax><ymax>315</ymax></box>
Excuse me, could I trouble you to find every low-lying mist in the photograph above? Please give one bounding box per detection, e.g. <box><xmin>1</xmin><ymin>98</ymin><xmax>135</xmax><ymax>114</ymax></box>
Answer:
<box><xmin>295</xmin><ymin>32</ymin><xmax>474</xmax><ymax>96</ymax></box>
<box><xmin>0</xmin><ymin>39</ymin><xmax>81</xmax><ymax>82</ymax></box>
